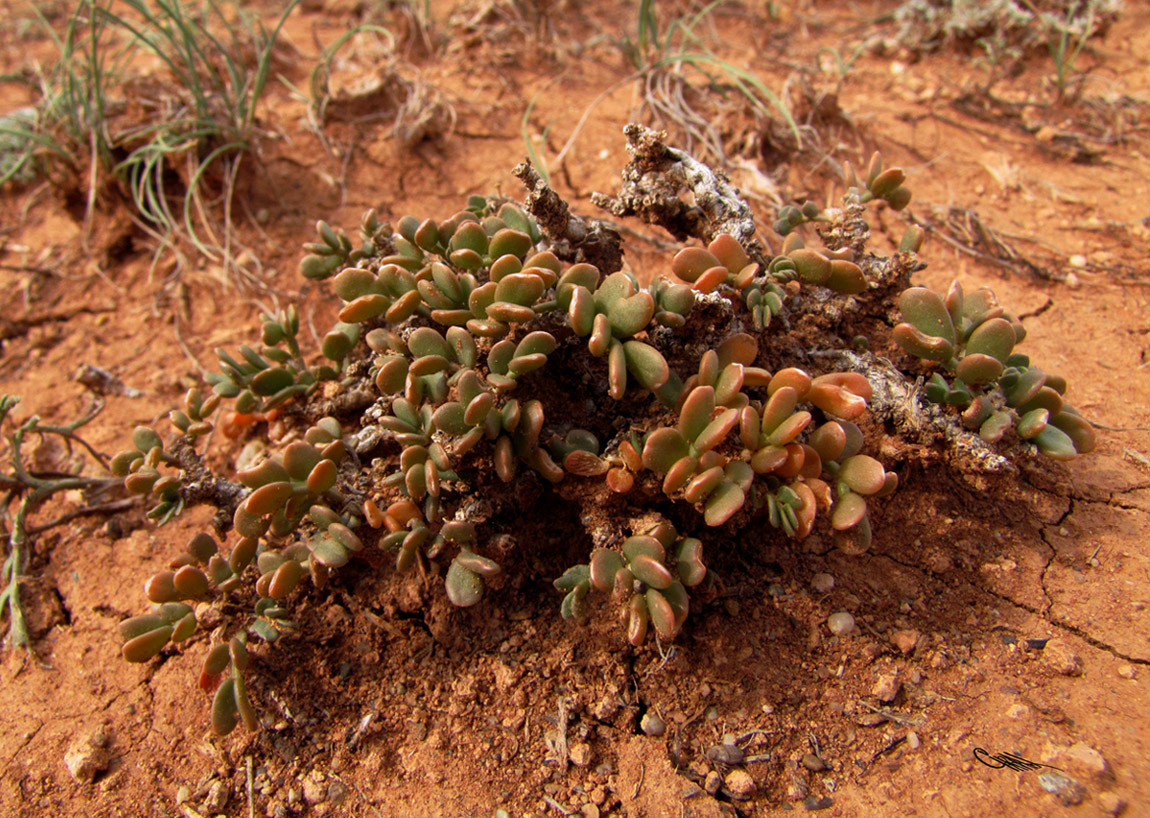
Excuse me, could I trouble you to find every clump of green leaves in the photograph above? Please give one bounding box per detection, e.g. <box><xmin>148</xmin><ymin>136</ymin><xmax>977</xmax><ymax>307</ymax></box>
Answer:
<box><xmin>110</xmin><ymin>135</ymin><xmax>1096</xmax><ymax>738</ymax></box>
<box><xmin>893</xmin><ymin>281</ymin><xmax>1095</xmax><ymax>459</ymax></box>
<box><xmin>555</xmin><ymin>520</ymin><xmax>705</xmax><ymax>646</ymax></box>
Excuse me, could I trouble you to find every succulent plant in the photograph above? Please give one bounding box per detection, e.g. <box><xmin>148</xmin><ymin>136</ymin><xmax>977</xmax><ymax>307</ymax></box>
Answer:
<box><xmin>555</xmin><ymin>520</ymin><xmax>706</xmax><ymax>645</ymax></box>
<box><xmin>892</xmin><ymin>280</ymin><xmax>1095</xmax><ymax>459</ymax></box>
<box><xmin>110</xmin><ymin>131</ymin><xmax>1095</xmax><ymax>739</ymax></box>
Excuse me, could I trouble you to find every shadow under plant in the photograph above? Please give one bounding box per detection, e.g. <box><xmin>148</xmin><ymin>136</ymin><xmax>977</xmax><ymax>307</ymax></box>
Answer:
<box><xmin>91</xmin><ymin>124</ymin><xmax>1098</xmax><ymax>800</ymax></box>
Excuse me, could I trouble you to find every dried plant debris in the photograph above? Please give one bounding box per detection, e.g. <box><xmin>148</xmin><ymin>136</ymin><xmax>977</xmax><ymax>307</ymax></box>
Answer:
<box><xmin>99</xmin><ymin>125</ymin><xmax>1099</xmax><ymax>736</ymax></box>
<box><xmin>909</xmin><ymin>204</ymin><xmax>1070</xmax><ymax>282</ymax></box>
<box><xmin>891</xmin><ymin>0</ymin><xmax>1121</xmax><ymax>54</ymax></box>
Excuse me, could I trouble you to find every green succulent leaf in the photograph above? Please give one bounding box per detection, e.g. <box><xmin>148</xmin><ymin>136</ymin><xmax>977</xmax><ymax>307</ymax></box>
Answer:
<box><xmin>898</xmin><ymin>287</ymin><xmax>956</xmax><ymax>347</ymax></box>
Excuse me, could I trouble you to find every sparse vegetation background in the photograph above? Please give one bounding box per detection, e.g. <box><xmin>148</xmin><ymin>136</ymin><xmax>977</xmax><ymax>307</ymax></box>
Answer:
<box><xmin>1</xmin><ymin>1</ymin><xmax>1149</xmax><ymax>817</ymax></box>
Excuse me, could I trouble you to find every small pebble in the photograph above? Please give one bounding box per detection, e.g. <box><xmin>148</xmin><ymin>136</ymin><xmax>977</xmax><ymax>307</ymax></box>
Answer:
<box><xmin>326</xmin><ymin>781</ymin><xmax>348</xmax><ymax>806</ymax></box>
<box><xmin>872</xmin><ymin>673</ymin><xmax>901</xmax><ymax>703</ymax></box>
<box><xmin>906</xmin><ymin>731</ymin><xmax>920</xmax><ymax>750</ymax></box>
<box><xmin>801</xmin><ymin>753</ymin><xmax>827</xmax><ymax>772</ymax></box>
<box><xmin>826</xmin><ymin>612</ymin><xmax>856</xmax><ymax>636</ymax></box>
<box><xmin>1042</xmin><ymin>638</ymin><xmax>1083</xmax><ymax>676</ymax></box>
<box><xmin>1039</xmin><ymin>771</ymin><xmax>1085</xmax><ymax>806</ymax></box>
<box><xmin>1005</xmin><ymin>703</ymin><xmax>1030</xmax><ymax>720</ymax></box>
<box><xmin>1117</xmin><ymin>665</ymin><xmax>1136</xmax><ymax>680</ymax></box>
<box><xmin>803</xmin><ymin>795</ymin><xmax>834</xmax><ymax>810</ymax></box>
<box><xmin>640</xmin><ymin>713</ymin><xmax>666</xmax><ymax>737</ymax></box>
<box><xmin>205</xmin><ymin>780</ymin><xmax>229</xmax><ymax>812</ymax></box>
<box><xmin>1069</xmin><ymin>254</ymin><xmax>1087</xmax><ymax>268</ymax></box>
<box><xmin>1098</xmin><ymin>791</ymin><xmax>1127</xmax><ymax>816</ymax></box>
<box><xmin>569</xmin><ymin>742</ymin><xmax>593</xmax><ymax>768</ymax></box>
<box><xmin>1064</xmin><ymin>742</ymin><xmax>1110</xmax><ymax>782</ymax></box>
<box><xmin>704</xmin><ymin>770</ymin><xmax>723</xmax><ymax>795</ymax></box>
<box><xmin>891</xmin><ymin>629</ymin><xmax>919</xmax><ymax>655</ymax></box>
<box><xmin>301</xmin><ymin>771</ymin><xmax>327</xmax><ymax>805</ymax></box>
<box><xmin>706</xmin><ymin>743</ymin><xmax>745</xmax><ymax>765</ymax></box>
<box><xmin>63</xmin><ymin>728</ymin><xmax>111</xmax><ymax>784</ymax></box>
<box><xmin>724</xmin><ymin>769</ymin><xmax>756</xmax><ymax>800</ymax></box>
<box><xmin>811</xmin><ymin>573</ymin><xmax>835</xmax><ymax>594</ymax></box>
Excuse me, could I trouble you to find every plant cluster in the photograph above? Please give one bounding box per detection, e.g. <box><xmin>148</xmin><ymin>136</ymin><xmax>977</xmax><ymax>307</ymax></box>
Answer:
<box><xmin>104</xmin><ymin>128</ymin><xmax>1096</xmax><ymax>736</ymax></box>
<box><xmin>0</xmin><ymin>396</ymin><xmax>121</xmax><ymax>651</ymax></box>
<box><xmin>892</xmin><ymin>281</ymin><xmax>1095</xmax><ymax>459</ymax></box>
<box><xmin>0</xmin><ymin>0</ymin><xmax>299</xmax><ymax>273</ymax></box>
<box><xmin>891</xmin><ymin>0</ymin><xmax>1120</xmax><ymax>98</ymax></box>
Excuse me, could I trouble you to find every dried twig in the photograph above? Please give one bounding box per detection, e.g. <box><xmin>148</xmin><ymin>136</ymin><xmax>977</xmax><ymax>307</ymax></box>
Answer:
<box><xmin>591</xmin><ymin>124</ymin><xmax>761</xmax><ymax>253</ymax></box>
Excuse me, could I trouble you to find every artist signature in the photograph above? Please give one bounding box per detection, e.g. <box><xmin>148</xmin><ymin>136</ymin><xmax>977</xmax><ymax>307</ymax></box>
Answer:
<box><xmin>974</xmin><ymin>747</ymin><xmax>1064</xmax><ymax>773</ymax></box>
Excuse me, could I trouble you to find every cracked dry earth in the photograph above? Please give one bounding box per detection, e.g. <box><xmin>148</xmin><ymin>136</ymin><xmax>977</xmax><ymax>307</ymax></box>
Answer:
<box><xmin>2</xmin><ymin>1</ymin><xmax>1150</xmax><ymax>817</ymax></box>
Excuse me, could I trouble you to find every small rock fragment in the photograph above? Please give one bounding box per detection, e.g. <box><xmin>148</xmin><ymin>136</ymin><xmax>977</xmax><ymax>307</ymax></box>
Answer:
<box><xmin>800</xmin><ymin>753</ymin><xmax>827</xmax><ymax>772</ymax></box>
<box><xmin>204</xmin><ymin>780</ymin><xmax>229</xmax><ymax>812</ymax></box>
<box><xmin>811</xmin><ymin>573</ymin><xmax>834</xmax><ymax>594</ymax></box>
<box><xmin>724</xmin><ymin>769</ymin><xmax>756</xmax><ymax>800</ymax></box>
<box><xmin>706</xmin><ymin>743</ymin><xmax>745</xmax><ymax>765</ymax></box>
<box><xmin>1117</xmin><ymin>665</ymin><xmax>1136</xmax><ymax>680</ymax></box>
<box><xmin>1042</xmin><ymin>638</ymin><xmax>1083</xmax><ymax>677</ymax></box>
<box><xmin>872</xmin><ymin>673</ymin><xmax>901</xmax><ymax>703</ymax></box>
<box><xmin>906</xmin><ymin>731</ymin><xmax>920</xmax><ymax>750</ymax></box>
<box><xmin>640</xmin><ymin>713</ymin><xmax>666</xmax><ymax>737</ymax></box>
<box><xmin>1005</xmin><ymin>703</ymin><xmax>1030</xmax><ymax>720</ymax></box>
<box><xmin>581</xmin><ymin>804</ymin><xmax>600</xmax><ymax>818</ymax></box>
<box><xmin>1064</xmin><ymin>742</ymin><xmax>1111</xmax><ymax>783</ymax></box>
<box><xmin>301</xmin><ymin>771</ymin><xmax>327</xmax><ymax>805</ymax></box>
<box><xmin>704</xmin><ymin>770</ymin><xmax>723</xmax><ymax>795</ymax></box>
<box><xmin>891</xmin><ymin>629</ymin><xmax>919</xmax><ymax>655</ymax></box>
<box><xmin>826</xmin><ymin>612</ymin><xmax>856</xmax><ymax>636</ymax></box>
<box><xmin>64</xmin><ymin>727</ymin><xmax>112</xmax><ymax>784</ymax></box>
<box><xmin>326</xmin><ymin>781</ymin><xmax>348</xmax><ymax>806</ymax></box>
<box><xmin>1039</xmin><ymin>771</ymin><xmax>1085</xmax><ymax>806</ymax></box>
<box><xmin>1098</xmin><ymin>791</ymin><xmax>1126</xmax><ymax>816</ymax></box>
<box><xmin>803</xmin><ymin>795</ymin><xmax>834</xmax><ymax>810</ymax></box>
<box><xmin>569</xmin><ymin>742</ymin><xmax>593</xmax><ymax>768</ymax></box>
